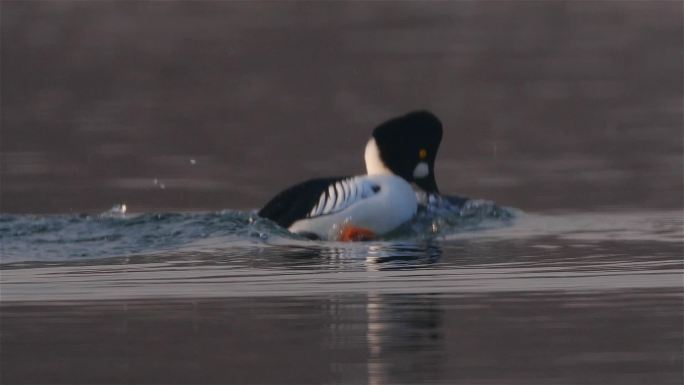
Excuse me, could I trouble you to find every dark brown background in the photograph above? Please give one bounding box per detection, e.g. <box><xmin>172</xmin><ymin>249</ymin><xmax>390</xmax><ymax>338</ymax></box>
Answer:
<box><xmin>2</xmin><ymin>1</ymin><xmax>682</xmax><ymax>213</ymax></box>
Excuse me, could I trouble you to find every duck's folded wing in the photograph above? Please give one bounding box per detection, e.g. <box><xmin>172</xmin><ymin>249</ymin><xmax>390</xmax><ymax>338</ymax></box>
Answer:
<box><xmin>258</xmin><ymin>176</ymin><xmax>379</xmax><ymax>229</ymax></box>
<box><xmin>258</xmin><ymin>177</ymin><xmax>347</xmax><ymax>228</ymax></box>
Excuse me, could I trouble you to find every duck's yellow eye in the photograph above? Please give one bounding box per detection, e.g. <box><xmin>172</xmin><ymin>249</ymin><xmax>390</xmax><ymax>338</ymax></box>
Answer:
<box><xmin>419</xmin><ymin>148</ymin><xmax>427</xmax><ymax>159</ymax></box>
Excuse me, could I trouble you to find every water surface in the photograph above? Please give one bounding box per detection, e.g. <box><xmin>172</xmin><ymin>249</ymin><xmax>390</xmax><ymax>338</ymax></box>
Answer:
<box><xmin>1</xmin><ymin>207</ymin><xmax>682</xmax><ymax>384</ymax></box>
<box><xmin>1</xmin><ymin>1</ymin><xmax>682</xmax><ymax>384</ymax></box>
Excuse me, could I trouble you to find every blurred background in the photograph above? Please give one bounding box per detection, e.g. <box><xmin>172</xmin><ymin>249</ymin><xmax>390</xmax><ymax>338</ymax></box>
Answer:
<box><xmin>1</xmin><ymin>1</ymin><xmax>682</xmax><ymax>213</ymax></box>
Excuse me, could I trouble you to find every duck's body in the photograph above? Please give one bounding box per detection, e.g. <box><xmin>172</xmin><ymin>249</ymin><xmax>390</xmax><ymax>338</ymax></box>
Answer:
<box><xmin>258</xmin><ymin>110</ymin><xmax>443</xmax><ymax>241</ymax></box>
<box><xmin>259</xmin><ymin>174</ymin><xmax>417</xmax><ymax>240</ymax></box>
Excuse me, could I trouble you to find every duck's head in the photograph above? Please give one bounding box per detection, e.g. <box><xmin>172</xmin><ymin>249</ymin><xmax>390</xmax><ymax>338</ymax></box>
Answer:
<box><xmin>364</xmin><ymin>110</ymin><xmax>442</xmax><ymax>194</ymax></box>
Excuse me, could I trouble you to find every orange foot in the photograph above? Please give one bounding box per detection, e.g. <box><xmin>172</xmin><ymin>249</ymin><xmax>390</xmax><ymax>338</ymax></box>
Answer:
<box><xmin>339</xmin><ymin>225</ymin><xmax>376</xmax><ymax>242</ymax></box>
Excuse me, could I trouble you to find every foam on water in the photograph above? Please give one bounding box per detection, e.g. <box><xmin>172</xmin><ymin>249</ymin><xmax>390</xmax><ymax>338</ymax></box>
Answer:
<box><xmin>0</xmin><ymin>196</ymin><xmax>513</xmax><ymax>265</ymax></box>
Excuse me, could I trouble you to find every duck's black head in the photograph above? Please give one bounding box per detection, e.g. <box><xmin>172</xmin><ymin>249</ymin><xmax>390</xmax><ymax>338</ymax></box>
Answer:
<box><xmin>365</xmin><ymin>110</ymin><xmax>442</xmax><ymax>194</ymax></box>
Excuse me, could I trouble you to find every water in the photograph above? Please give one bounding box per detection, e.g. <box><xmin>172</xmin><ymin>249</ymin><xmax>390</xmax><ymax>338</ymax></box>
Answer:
<box><xmin>2</xmin><ymin>1</ymin><xmax>683</xmax><ymax>384</ymax></box>
<box><xmin>1</xmin><ymin>204</ymin><xmax>682</xmax><ymax>384</ymax></box>
<box><xmin>1</xmin><ymin>206</ymin><xmax>681</xmax><ymax>302</ymax></box>
<box><xmin>0</xmin><ymin>197</ymin><xmax>512</xmax><ymax>266</ymax></box>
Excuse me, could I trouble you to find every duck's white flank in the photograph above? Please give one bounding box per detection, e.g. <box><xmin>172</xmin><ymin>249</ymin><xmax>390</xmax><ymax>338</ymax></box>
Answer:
<box><xmin>288</xmin><ymin>174</ymin><xmax>417</xmax><ymax>240</ymax></box>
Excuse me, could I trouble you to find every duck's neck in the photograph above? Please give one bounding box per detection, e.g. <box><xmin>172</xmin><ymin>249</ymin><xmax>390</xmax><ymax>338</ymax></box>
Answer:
<box><xmin>364</xmin><ymin>138</ymin><xmax>392</xmax><ymax>175</ymax></box>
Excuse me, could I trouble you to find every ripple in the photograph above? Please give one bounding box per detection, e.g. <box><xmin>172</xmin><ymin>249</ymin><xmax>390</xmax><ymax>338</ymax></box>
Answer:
<box><xmin>0</xmin><ymin>196</ymin><xmax>514</xmax><ymax>263</ymax></box>
<box><xmin>1</xmin><ymin>208</ymin><xmax>681</xmax><ymax>302</ymax></box>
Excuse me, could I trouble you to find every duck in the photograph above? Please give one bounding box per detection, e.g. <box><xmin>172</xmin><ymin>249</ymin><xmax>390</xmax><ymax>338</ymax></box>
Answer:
<box><xmin>258</xmin><ymin>110</ymin><xmax>442</xmax><ymax>241</ymax></box>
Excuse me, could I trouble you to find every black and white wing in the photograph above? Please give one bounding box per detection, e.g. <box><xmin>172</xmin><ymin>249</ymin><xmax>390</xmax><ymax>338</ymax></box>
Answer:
<box><xmin>258</xmin><ymin>176</ymin><xmax>380</xmax><ymax>229</ymax></box>
<box><xmin>306</xmin><ymin>176</ymin><xmax>380</xmax><ymax>218</ymax></box>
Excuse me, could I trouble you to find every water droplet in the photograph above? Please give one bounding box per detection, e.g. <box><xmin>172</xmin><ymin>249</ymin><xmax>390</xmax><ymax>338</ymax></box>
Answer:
<box><xmin>106</xmin><ymin>203</ymin><xmax>127</xmax><ymax>216</ymax></box>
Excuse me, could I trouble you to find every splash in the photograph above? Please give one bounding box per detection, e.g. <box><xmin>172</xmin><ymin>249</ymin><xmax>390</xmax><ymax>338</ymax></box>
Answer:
<box><xmin>0</xmin><ymin>197</ymin><xmax>515</xmax><ymax>263</ymax></box>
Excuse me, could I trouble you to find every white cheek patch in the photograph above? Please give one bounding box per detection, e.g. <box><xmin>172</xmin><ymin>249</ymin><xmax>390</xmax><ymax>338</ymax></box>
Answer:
<box><xmin>413</xmin><ymin>162</ymin><xmax>429</xmax><ymax>179</ymax></box>
<box><xmin>365</xmin><ymin>138</ymin><xmax>392</xmax><ymax>175</ymax></box>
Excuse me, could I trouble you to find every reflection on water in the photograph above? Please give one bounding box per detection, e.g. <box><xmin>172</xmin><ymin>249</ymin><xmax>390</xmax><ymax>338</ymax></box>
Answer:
<box><xmin>2</xmin><ymin>290</ymin><xmax>681</xmax><ymax>385</ymax></box>
<box><xmin>366</xmin><ymin>293</ymin><xmax>446</xmax><ymax>385</ymax></box>
<box><xmin>365</xmin><ymin>242</ymin><xmax>442</xmax><ymax>267</ymax></box>
<box><xmin>1</xmin><ymin>210</ymin><xmax>682</xmax><ymax>383</ymax></box>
